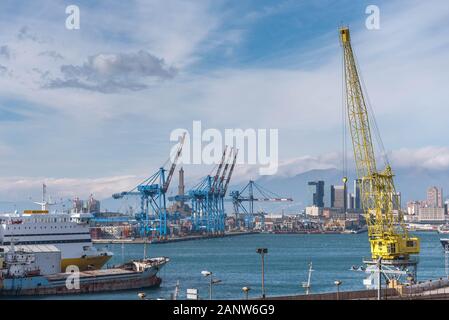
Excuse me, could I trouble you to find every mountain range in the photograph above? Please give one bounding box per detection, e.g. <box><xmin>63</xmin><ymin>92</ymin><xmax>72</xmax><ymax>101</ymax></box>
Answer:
<box><xmin>2</xmin><ymin>167</ymin><xmax>448</xmax><ymax>214</ymax></box>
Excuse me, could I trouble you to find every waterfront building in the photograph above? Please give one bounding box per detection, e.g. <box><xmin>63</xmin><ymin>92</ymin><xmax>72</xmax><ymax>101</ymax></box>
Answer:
<box><xmin>322</xmin><ymin>207</ymin><xmax>344</xmax><ymax>219</ymax></box>
<box><xmin>305</xmin><ymin>206</ymin><xmax>323</xmax><ymax>217</ymax></box>
<box><xmin>418</xmin><ymin>207</ymin><xmax>445</xmax><ymax>223</ymax></box>
<box><xmin>407</xmin><ymin>201</ymin><xmax>420</xmax><ymax>215</ymax></box>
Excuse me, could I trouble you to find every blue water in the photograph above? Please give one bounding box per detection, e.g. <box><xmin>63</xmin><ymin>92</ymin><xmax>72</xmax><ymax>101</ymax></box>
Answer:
<box><xmin>27</xmin><ymin>232</ymin><xmax>447</xmax><ymax>300</ymax></box>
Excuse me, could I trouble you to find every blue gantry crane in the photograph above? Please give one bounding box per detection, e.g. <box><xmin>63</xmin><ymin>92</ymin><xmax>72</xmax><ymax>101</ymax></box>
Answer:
<box><xmin>112</xmin><ymin>133</ymin><xmax>186</xmax><ymax>239</ymax></box>
<box><xmin>169</xmin><ymin>146</ymin><xmax>238</xmax><ymax>234</ymax></box>
<box><xmin>230</xmin><ymin>181</ymin><xmax>293</xmax><ymax>229</ymax></box>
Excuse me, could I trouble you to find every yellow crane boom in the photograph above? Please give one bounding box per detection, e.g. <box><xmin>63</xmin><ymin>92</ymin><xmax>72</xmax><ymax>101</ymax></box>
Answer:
<box><xmin>339</xmin><ymin>27</ymin><xmax>419</xmax><ymax>260</ymax></box>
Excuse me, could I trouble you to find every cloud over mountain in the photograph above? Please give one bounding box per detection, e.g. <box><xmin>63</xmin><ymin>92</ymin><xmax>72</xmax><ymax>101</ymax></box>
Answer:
<box><xmin>388</xmin><ymin>147</ymin><xmax>449</xmax><ymax>171</ymax></box>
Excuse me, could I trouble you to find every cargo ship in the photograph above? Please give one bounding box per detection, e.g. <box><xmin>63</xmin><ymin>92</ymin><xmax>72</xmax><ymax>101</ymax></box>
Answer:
<box><xmin>0</xmin><ymin>245</ymin><xmax>169</xmax><ymax>296</ymax></box>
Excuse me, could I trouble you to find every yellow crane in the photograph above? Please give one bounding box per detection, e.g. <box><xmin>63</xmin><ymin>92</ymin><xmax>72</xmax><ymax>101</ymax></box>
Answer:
<box><xmin>339</xmin><ymin>27</ymin><xmax>419</xmax><ymax>262</ymax></box>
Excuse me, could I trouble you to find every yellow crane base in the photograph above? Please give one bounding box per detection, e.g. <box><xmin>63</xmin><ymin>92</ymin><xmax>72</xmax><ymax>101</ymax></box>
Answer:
<box><xmin>370</xmin><ymin>236</ymin><xmax>420</xmax><ymax>260</ymax></box>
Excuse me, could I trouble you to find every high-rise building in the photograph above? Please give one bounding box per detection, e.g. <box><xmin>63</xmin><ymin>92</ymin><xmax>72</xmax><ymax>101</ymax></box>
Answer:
<box><xmin>353</xmin><ymin>179</ymin><xmax>362</xmax><ymax>210</ymax></box>
<box><xmin>347</xmin><ymin>193</ymin><xmax>354</xmax><ymax>210</ymax></box>
<box><xmin>427</xmin><ymin>186</ymin><xmax>443</xmax><ymax>208</ymax></box>
<box><xmin>308</xmin><ymin>181</ymin><xmax>325</xmax><ymax>208</ymax></box>
<box><xmin>331</xmin><ymin>185</ymin><xmax>346</xmax><ymax>211</ymax></box>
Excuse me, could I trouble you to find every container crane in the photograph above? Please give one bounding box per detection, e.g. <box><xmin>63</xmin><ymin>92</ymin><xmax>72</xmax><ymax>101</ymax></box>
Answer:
<box><xmin>112</xmin><ymin>133</ymin><xmax>186</xmax><ymax>239</ymax></box>
<box><xmin>218</xmin><ymin>148</ymin><xmax>238</xmax><ymax>231</ymax></box>
<box><xmin>230</xmin><ymin>181</ymin><xmax>293</xmax><ymax>229</ymax></box>
<box><xmin>340</xmin><ymin>27</ymin><xmax>419</xmax><ymax>284</ymax></box>
<box><xmin>187</xmin><ymin>147</ymin><xmax>238</xmax><ymax>234</ymax></box>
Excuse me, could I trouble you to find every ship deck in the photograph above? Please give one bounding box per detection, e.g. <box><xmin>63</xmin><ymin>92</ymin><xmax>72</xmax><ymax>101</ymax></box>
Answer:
<box><xmin>45</xmin><ymin>267</ymin><xmax>138</xmax><ymax>281</ymax></box>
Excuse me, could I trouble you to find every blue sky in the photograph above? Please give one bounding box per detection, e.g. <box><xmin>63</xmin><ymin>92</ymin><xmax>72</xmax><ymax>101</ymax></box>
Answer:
<box><xmin>0</xmin><ymin>0</ymin><xmax>448</xmax><ymax>201</ymax></box>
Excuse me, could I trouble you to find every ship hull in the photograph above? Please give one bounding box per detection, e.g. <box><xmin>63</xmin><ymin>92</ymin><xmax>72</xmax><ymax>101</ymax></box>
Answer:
<box><xmin>0</xmin><ymin>275</ymin><xmax>161</xmax><ymax>296</ymax></box>
<box><xmin>0</xmin><ymin>259</ymin><xmax>167</xmax><ymax>296</ymax></box>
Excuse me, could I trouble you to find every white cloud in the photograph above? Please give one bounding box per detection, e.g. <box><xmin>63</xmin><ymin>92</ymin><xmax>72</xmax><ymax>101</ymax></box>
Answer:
<box><xmin>0</xmin><ymin>175</ymin><xmax>138</xmax><ymax>201</ymax></box>
<box><xmin>388</xmin><ymin>147</ymin><xmax>449</xmax><ymax>171</ymax></box>
<box><xmin>47</xmin><ymin>50</ymin><xmax>177</xmax><ymax>93</ymax></box>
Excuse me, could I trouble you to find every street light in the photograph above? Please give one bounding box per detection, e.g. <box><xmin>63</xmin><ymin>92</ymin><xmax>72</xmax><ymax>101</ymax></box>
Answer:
<box><xmin>256</xmin><ymin>248</ymin><xmax>268</xmax><ymax>299</ymax></box>
<box><xmin>242</xmin><ymin>286</ymin><xmax>251</xmax><ymax>300</ymax></box>
<box><xmin>201</xmin><ymin>270</ymin><xmax>221</xmax><ymax>300</ymax></box>
<box><xmin>201</xmin><ymin>270</ymin><xmax>212</xmax><ymax>277</ymax></box>
<box><xmin>137</xmin><ymin>292</ymin><xmax>147</xmax><ymax>300</ymax></box>
<box><xmin>334</xmin><ymin>280</ymin><xmax>342</xmax><ymax>300</ymax></box>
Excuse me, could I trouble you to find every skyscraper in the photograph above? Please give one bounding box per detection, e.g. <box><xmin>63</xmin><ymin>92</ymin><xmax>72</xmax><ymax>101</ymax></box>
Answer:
<box><xmin>347</xmin><ymin>193</ymin><xmax>354</xmax><ymax>210</ymax></box>
<box><xmin>427</xmin><ymin>186</ymin><xmax>443</xmax><ymax>208</ymax></box>
<box><xmin>353</xmin><ymin>179</ymin><xmax>362</xmax><ymax>210</ymax></box>
<box><xmin>308</xmin><ymin>181</ymin><xmax>325</xmax><ymax>207</ymax></box>
<box><xmin>331</xmin><ymin>184</ymin><xmax>347</xmax><ymax>211</ymax></box>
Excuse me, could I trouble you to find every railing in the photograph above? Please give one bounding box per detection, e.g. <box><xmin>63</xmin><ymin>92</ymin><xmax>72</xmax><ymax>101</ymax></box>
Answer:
<box><xmin>396</xmin><ymin>278</ymin><xmax>449</xmax><ymax>299</ymax></box>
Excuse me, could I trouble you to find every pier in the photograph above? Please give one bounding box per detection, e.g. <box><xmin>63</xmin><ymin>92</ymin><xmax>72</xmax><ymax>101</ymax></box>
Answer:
<box><xmin>264</xmin><ymin>278</ymin><xmax>449</xmax><ymax>300</ymax></box>
<box><xmin>92</xmin><ymin>230</ymin><xmax>259</xmax><ymax>244</ymax></box>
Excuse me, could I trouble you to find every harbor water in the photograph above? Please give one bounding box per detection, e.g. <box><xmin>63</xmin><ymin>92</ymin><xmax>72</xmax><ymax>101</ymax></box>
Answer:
<box><xmin>19</xmin><ymin>232</ymin><xmax>448</xmax><ymax>300</ymax></box>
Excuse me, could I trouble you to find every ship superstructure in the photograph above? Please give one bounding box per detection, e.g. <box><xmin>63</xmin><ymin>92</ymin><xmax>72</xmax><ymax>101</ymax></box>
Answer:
<box><xmin>0</xmin><ymin>211</ymin><xmax>112</xmax><ymax>271</ymax></box>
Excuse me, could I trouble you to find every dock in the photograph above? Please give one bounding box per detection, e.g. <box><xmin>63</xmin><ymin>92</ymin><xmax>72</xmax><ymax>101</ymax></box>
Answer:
<box><xmin>264</xmin><ymin>278</ymin><xmax>449</xmax><ymax>300</ymax></box>
<box><xmin>92</xmin><ymin>230</ymin><xmax>259</xmax><ymax>244</ymax></box>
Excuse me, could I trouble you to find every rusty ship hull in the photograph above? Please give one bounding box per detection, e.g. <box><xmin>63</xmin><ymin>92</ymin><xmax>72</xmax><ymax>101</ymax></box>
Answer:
<box><xmin>0</xmin><ymin>257</ymin><xmax>168</xmax><ymax>296</ymax></box>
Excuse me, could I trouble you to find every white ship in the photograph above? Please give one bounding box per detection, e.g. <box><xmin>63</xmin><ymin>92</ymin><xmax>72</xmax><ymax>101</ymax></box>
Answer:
<box><xmin>0</xmin><ymin>211</ymin><xmax>113</xmax><ymax>271</ymax></box>
<box><xmin>0</xmin><ymin>185</ymin><xmax>113</xmax><ymax>271</ymax></box>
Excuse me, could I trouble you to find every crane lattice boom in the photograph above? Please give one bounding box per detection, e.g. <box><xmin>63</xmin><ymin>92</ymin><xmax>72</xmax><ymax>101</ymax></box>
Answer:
<box><xmin>163</xmin><ymin>132</ymin><xmax>186</xmax><ymax>193</ymax></box>
<box><xmin>340</xmin><ymin>27</ymin><xmax>419</xmax><ymax>260</ymax></box>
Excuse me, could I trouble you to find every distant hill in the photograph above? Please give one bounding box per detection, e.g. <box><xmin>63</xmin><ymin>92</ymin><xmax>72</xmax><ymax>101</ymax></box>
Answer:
<box><xmin>3</xmin><ymin>167</ymin><xmax>448</xmax><ymax>214</ymax></box>
<box><xmin>227</xmin><ymin>167</ymin><xmax>449</xmax><ymax>213</ymax></box>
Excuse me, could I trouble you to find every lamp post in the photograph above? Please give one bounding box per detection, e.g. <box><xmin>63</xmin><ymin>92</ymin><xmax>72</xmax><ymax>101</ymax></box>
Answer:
<box><xmin>242</xmin><ymin>286</ymin><xmax>251</xmax><ymax>300</ymax></box>
<box><xmin>377</xmin><ymin>257</ymin><xmax>382</xmax><ymax>301</ymax></box>
<box><xmin>201</xmin><ymin>270</ymin><xmax>221</xmax><ymax>300</ymax></box>
<box><xmin>256</xmin><ymin>248</ymin><xmax>268</xmax><ymax>299</ymax></box>
<box><xmin>137</xmin><ymin>292</ymin><xmax>147</xmax><ymax>300</ymax></box>
<box><xmin>334</xmin><ymin>280</ymin><xmax>342</xmax><ymax>300</ymax></box>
